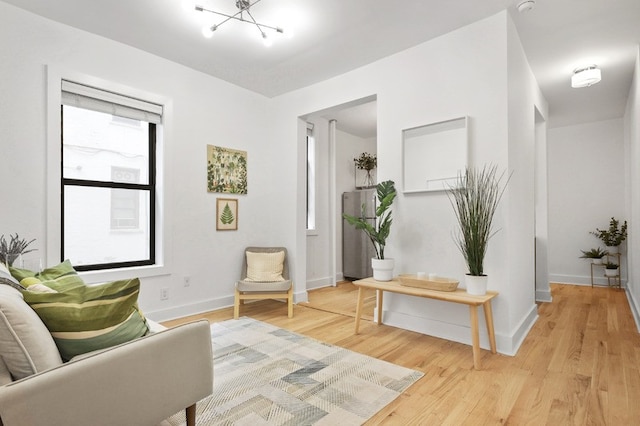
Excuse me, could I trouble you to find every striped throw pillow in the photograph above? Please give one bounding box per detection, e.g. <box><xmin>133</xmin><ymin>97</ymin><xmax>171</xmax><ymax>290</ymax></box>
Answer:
<box><xmin>10</xmin><ymin>259</ymin><xmax>79</xmax><ymax>289</ymax></box>
<box><xmin>22</xmin><ymin>277</ymin><xmax>149</xmax><ymax>361</ymax></box>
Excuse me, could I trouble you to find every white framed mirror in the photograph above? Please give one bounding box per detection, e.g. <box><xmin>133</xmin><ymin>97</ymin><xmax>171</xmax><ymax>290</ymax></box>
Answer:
<box><xmin>402</xmin><ymin>116</ymin><xmax>468</xmax><ymax>193</ymax></box>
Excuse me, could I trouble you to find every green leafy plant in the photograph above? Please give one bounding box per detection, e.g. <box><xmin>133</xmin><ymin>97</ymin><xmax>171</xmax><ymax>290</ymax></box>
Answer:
<box><xmin>343</xmin><ymin>180</ymin><xmax>396</xmax><ymax>260</ymax></box>
<box><xmin>446</xmin><ymin>165</ymin><xmax>509</xmax><ymax>276</ymax></box>
<box><xmin>604</xmin><ymin>261</ymin><xmax>619</xmax><ymax>270</ymax></box>
<box><xmin>590</xmin><ymin>217</ymin><xmax>627</xmax><ymax>247</ymax></box>
<box><xmin>0</xmin><ymin>234</ymin><xmax>37</xmax><ymax>266</ymax></box>
<box><xmin>579</xmin><ymin>247</ymin><xmax>608</xmax><ymax>259</ymax></box>
<box><xmin>353</xmin><ymin>152</ymin><xmax>377</xmax><ymax>171</ymax></box>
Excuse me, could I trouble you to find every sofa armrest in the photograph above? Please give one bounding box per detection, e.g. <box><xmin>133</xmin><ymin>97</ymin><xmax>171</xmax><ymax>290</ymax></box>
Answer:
<box><xmin>0</xmin><ymin>319</ymin><xmax>213</xmax><ymax>426</ymax></box>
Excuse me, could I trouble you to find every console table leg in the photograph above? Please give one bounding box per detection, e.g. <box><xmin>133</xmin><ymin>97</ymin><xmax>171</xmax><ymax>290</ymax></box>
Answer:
<box><xmin>469</xmin><ymin>305</ymin><xmax>481</xmax><ymax>369</ymax></box>
<box><xmin>355</xmin><ymin>287</ymin><xmax>365</xmax><ymax>334</ymax></box>
<box><xmin>483</xmin><ymin>301</ymin><xmax>497</xmax><ymax>354</ymax></box>
<box><xmin>377</xmin><ymin>289</ymin><xmax>383</xmax><ymax>325</ymax></box>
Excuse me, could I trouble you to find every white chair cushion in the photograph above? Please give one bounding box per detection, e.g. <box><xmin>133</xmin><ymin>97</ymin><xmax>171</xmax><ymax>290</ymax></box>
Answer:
<box><xmin>236</xmin><ymin>279</ymin><xmax>291</xmax><ymax>292</ymax></box>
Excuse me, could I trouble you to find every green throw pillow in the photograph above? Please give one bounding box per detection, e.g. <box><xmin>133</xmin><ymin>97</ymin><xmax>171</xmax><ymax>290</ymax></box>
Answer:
<box><xmin>10</xmin><ymin>259</ymin><xmax>80</xmax><ymax>289</ymax></box>
<box><xmin>22</xmin><ymin>277</ymin><xmax>149</xmax><ymax>361</ymax></box>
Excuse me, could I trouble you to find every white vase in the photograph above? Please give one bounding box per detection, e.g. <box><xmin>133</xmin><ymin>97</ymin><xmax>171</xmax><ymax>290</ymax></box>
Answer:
<box><xmin>372</xmin><ymin>258</ymin><xmax>394</xmax><ymax>281</ymax></box>
<box><xmin>465</xmin><ymin>274</ymin><xmax>488</xmax><ymax>295</ymax></box>
<box><xmin>606</xmin><ymin>245</ymin><xmax>619</xmax><ymax>254</ymax></box>
<box><xmin>604</xmin><ymin>268</ymin><xmax>619</xmax><ymax>277</ymax></box>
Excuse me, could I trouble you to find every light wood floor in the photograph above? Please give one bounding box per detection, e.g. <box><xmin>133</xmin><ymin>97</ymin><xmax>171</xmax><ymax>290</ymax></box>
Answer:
<box><xmin>163</xmin><ymin>282</ymin><xmax>640</xmax><ymax>425</ymax></box>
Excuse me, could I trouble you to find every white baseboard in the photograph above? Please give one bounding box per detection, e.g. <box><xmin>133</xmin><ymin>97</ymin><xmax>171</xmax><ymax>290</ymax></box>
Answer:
<box><xmin>306</xmin><ymin>276</ymin><xmax>334</xmax><ymax>291</ymax></box>
<box><xmin>146</xmin><ymin>287</ymin><xmax>310</xmax><ymax>322</ymax></box>
<box><xmin>536</xmin><ymin>288</ymin><xmax>552</xmax><ymax>302</ymax></box>
<box><xmin>146</xmin><ymin>294</ymin><xmax>235</xmax><ymax>323</ymax></box>
<box><xmin>548</xmin><ymin>273</ymin><xmax>627</xmax><ymax>288</ymax></box>
<box><xmin>381</xmin><ymin>303</ymin><xmax>539</xmax><ymax>356</ymax></box>
<box><xmin>626</xmin><ymin>287</ymin><xmax>640</xmax><ymax>332</ymax></box>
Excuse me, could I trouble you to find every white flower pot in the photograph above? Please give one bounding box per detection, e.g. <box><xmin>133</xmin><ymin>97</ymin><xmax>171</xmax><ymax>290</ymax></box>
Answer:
<box><xmin>604</xmin><ymin>268</ymin><xmax>619</xmax><ymax>277</ymax></box>
<box><xmin>606</xmin><ymin>245</ymin><xmax>619</xmax><ymax>254</ymax></box>
<box><xmin>465</xmin><ymin>274</ymin><xmax>488</xmax><ymax>296</ymax></box>
<box><xmin>592</xmin><ymin>258</ymin><xmax>603</xmax><ymax>265</ymax></box>
<box><xmin>372</xmin><ymin>258</ymin><xmax>394</xmax><ymax>281</ymax></box>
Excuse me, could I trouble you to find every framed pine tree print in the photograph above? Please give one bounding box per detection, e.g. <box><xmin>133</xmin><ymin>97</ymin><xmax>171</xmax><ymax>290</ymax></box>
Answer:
<box><xmin>216</xmin><ymin>198</ymin><xmax>238</xmax><ymax>231</ymax></box>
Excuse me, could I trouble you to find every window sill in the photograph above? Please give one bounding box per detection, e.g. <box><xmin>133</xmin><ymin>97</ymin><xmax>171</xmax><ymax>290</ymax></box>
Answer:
<box><xmin>79</xmin><ymin>264</ymin><xmax>169</xmax><ymax>284</ymax></box>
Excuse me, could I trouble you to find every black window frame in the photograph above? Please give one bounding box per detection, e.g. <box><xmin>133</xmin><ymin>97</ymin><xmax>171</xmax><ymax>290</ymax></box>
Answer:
<box><xmin>60</xmin><ymin>109</ymin><xmax>157</xmax><ymax>272</ymax></box>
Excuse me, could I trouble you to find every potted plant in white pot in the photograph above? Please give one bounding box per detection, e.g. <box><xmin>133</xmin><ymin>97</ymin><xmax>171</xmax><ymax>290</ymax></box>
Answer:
<box><xmin>590</xmin><ymin>217</ymin><xmax>627</xmax><ymax>254</ymax></box>
<box><xmin>579</xmin><ymin>247</ymin><xmax>608</xmax><ymax>264</ymax></box>
<box><xmin>604</xmin><ymin>261</ymin><xmax>619</xmax><ymax>277</ymax></box>
<box><xmin>446</xmin><ymin>165</ymin><xmax>508</xmax><ymax>295</ymax></box>
<box><xmin>343</xmin><ymin>180</ymin><xmax>397</xmax><ymax>281</ymax></box>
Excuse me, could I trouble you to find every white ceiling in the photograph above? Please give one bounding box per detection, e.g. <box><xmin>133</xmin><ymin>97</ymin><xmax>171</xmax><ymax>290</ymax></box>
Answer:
<box><xmin>4</xmin><ymin>0</ymin><xmax>640</xmax><ymax>134</ymax></box>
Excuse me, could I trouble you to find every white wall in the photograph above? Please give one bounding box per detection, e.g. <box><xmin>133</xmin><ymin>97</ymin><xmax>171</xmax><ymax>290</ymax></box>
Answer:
<box><xmin>624</xmin><ymin>48</ymin><xmax>640</xmax><ymax>328</ymax></box>
<box><xmin>548</xmin><ymin>118</ymin><xmax>626</xmax><ymax>286</ymax></box>
<box><xmin>0</xmin><ymin>3</ymin><xmax>279</xmax><ymax>321</ymax></box>
<box><xmin>505</xmin><ymin>16</ymin><xmax>549</xmax><ymax>338</ymax></box>
<box><xmin>270</xmin><ymin>11</ymin><xmax>544</xmax><ymax>355</ymax></box>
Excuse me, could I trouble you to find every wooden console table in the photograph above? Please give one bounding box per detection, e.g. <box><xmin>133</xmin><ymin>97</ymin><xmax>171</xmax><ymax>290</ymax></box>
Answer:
<box><xmin>353</xmin><ymin>277</ymin><xmax>499</xmax><ymax>370</ymax></box>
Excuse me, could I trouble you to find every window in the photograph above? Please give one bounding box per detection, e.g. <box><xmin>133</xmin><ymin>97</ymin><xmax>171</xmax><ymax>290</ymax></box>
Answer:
<box><xmin>306</xmin><ymin>123</ymin><xmax>316</xmax><ymax>231</ymax></box>
<box><xmin>110</xmin><ymin>167</ymin><xmax>140</xmax><ymax>229</ymax></box>
<box><xmin>61</xmin><ymin>81</ymin><xmax>162</xmax><ymax>271</ymax></box>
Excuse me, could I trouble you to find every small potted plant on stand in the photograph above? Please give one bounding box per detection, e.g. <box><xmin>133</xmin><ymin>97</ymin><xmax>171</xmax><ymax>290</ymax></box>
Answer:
<box><xmin>354</xmin><ymin>152</ymin><xmax>377</xmax><ymax>188</ymax></box>
<box><xmin>604</xmin><ymin>261</ymin><xmax>620</xmax><ymax>277</ymax></box>
<box><xmin>579</xmin><ymin>247</ymin><xmax>608</xmax><ymax>264</ymax></box>
<box><xmin>447</xmin><ymin>165</ymin><xmax>509</xmax><ymax>295</ymax></box>
<box><xmin>343</xmin><ymin>180</ymin><xmax>396</xmax><ymax>281</ymax></box>
<box><xmin>590</xmin><ymin>217</ymin><xmax>627</xmax><ymax>254</ymax></box>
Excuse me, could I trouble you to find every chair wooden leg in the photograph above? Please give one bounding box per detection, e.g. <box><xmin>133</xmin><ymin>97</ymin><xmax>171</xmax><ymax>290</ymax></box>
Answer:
<box><xmin>234</xmin><ymin>290</ymin><xmax>240</xmax><ymax>319</ymax></box>
<box><xmin>186</xmin><ymin>403</ymin><xmax>196</xmax><ymax>426</ymax></box>
<box><xmin>287</xmin><ymin>286</ymin><xmax>293</xmax><ymax>318</ymax></box>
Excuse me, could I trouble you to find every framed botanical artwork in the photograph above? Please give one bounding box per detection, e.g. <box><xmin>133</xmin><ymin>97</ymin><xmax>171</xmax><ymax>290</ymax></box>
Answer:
<box><xmin>216</xmin><ymin>198</ymin><xmax>238</xmax><ymax>231</ymax></box>
<box><xmin>207</xmin><ymin>145</ymin><xmax>248</xmax><ymax>194</ymax></box>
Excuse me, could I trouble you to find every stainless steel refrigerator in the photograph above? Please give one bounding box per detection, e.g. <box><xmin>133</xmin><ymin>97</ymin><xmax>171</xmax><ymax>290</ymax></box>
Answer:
<box><xmin>342</xmin><ymin>189</ymin><xmax>377</xmax><ymax>280</ymax></box>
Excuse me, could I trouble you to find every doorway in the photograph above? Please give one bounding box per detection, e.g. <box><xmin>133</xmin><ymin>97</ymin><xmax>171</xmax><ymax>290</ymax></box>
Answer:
<box><xmin>302</xmin><ymin>95</ymin><xmax>377</xmax><ymax>292</ymax></box>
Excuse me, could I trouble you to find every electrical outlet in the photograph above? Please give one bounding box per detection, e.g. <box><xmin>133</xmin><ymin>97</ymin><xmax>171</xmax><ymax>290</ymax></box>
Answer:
<box><xmin>183</xmin><ymin>276</ymin><xmax>191</xmax><ymax>287</ymax></box>
<box><xmin>160</xmin><ymin>287</ymin><xmax>169</xmax><ymax>300</ymax></box>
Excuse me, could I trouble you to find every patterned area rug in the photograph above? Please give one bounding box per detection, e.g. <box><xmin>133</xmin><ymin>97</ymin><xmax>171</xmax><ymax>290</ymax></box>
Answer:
<box><xmin>167</xmin><ymin>317</ymin><xmax>423</xmax><ymax>425</ymax></box>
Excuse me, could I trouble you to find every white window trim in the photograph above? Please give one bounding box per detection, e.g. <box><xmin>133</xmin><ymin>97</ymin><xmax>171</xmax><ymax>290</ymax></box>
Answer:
<box><xmin>46</xmin><ymin>65</ymin><xmax>173</xmax><ymax>283</ymax></box>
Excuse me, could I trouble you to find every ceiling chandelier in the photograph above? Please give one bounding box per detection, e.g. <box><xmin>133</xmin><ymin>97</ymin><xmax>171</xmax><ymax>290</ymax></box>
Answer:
<box><xmin>196</xmin><ymin>0</ymin><xmax>284</xmax><ymax>46</ymax></box>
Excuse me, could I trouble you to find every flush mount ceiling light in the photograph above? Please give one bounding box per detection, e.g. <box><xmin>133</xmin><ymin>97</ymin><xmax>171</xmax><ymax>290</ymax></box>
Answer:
<box><xmin>571</xmin><ymin>65</ymin><xmax>602</xmax><ymax>88</ymax></box>
<box><xmin>196</xmin><ymin>0</ymin><xmax>284</xmax><ymax>46</ymax></box>
<box><xmin>516</xmin><ymin>0</ymin><xmax>536</xmax><ymax>13</ymax></box>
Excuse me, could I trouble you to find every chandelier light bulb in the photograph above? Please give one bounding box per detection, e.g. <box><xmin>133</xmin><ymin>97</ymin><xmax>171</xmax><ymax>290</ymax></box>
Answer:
<box><xmin>262</xmin><ymin>32</ymin><xmax>272</xmax><ymax>47</ymax></box>
<box><xmin>202</xmin><ymin>25</ymin><xmax>215</xmax><ymax>38</ymax></box>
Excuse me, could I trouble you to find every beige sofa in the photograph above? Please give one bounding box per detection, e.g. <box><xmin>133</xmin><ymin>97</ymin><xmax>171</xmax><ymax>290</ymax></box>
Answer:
<box><xmin>0</xmin><ymin>284</ymin><xmax>213</xmax><ymax>426</ymax></box>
